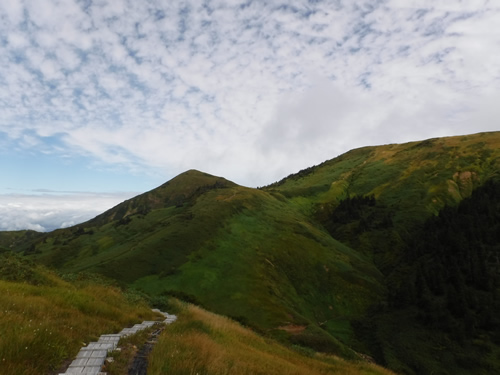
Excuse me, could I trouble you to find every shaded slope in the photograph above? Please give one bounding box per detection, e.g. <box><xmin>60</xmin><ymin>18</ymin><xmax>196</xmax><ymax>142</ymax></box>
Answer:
<box><xmin>366</xmin><ymin>178</ymin><xmax>500</xmax><ymax>375</ymax></box>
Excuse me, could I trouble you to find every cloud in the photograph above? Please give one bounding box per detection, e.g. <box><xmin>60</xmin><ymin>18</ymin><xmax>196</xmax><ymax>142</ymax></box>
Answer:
<box><xmin>0</xmin><ymin>191</ymin><xmax>136</xmax><ymax>232</ymax></box>
<box><xmin>0</xmin><ymin>0</ymin><xmax>499</xmax><ymax>229</ymax></box>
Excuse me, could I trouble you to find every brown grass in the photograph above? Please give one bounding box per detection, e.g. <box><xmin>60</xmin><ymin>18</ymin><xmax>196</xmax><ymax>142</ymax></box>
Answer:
<box><xmin>0</xmin><ymin>277</ymin><xmax>159</xmax><ymax>375</ymax></box>
<box><xmin>148</xmin><ymin>300</ymin><xmax>394</xmax><ymax>375</ymax></box>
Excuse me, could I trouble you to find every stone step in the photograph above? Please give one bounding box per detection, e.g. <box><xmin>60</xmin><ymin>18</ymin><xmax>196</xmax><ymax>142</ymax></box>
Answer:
<box><xmin>76</xmin><ymin>349</ymin><xmax>108</xmax><ymax>359</ymax></box>
<box><xmin>99</xmin><ymin>334</ymin><xmax>121</xmax><ymax>340</ymax></box>
<box><xmin>62</xmin><ymin>365</ymin><xmax>104</xmax><ymax>374</ymax></box>
<box><xmin>59</xmin><ymin>309</ymin><xmax>174</xmax><ymax>374</ymax></box>
<box><xmin>69</xmin><ymin>357</ymin><xmax>106</xmax><ymax>367</ymax></box>
<box><xmin>84</xmin><ymin>342</ymin><xmax>115</xmax><ymax>351</ymax></box>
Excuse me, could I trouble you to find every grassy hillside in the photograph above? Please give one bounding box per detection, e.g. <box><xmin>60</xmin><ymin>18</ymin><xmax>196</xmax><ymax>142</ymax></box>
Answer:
<box><xmin>261</xmin><ymin>132</ymin><xmax>500</xmax><ymax>374</ymax></box>
<box><xmin>148</xmin><ymin>299</ymin><xmax>394</xmax><ymax>375</ymax></box>
<box><xmin>268</xmin><ymin>132</ymin><xmax>500</xmax><ymax>270</ymax></box>
<box><xmin>268</xmin><ymin>131</ymin><xmax>499</xmax><ymax>219</ymax></box>
<box><xmin>0</xmin><ymin>250</ymin><xmax>160</xmax><ymax>375</ymax></box>
<box><xmin>15</xmin><ymin>170</ymin><xmax>384</xmax><ymax>357</ymax></box>
<box><xmin>2</xmin><ymin>131</ymin><xmax>499</xmax><ymax>374</ymax></box>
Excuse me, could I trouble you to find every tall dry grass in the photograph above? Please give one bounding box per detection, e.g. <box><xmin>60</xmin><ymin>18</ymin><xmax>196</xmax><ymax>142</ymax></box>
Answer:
<box><xmin>148</xmin><ymin>301</ymin><xmax>394</xmax><ymax>375</ymax></box>
<box><xmin>0</xmin><ymin>276</ymin><xmax>159</xmax><ymax>375</ymax></box>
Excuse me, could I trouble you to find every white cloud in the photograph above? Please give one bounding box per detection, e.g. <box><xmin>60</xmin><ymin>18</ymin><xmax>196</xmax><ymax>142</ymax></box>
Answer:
<box><xmin>0</xmin><ymin>0</ymin><xmax>499</xmax><ymax>229</ymax></box>
<box><xmin>0</xmin><ymin>2</ymin><xmax>24</xmax><ymax>26</ymax></box>
<box><xmin>0</xmin><ymin>192</ymin><xmax>136</xmax><ymax>232</ymax></box>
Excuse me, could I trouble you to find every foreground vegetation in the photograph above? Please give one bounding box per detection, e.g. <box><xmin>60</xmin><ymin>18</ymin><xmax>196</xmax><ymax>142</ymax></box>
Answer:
<box><xmin>0</xmin><ymin>251</ymin><xmax>160</xmax><ymax>375</ymax></box>
<box><xmin>148</xmin><ymin>299</ymin><xmax>394</xmax><ymax>375</ymax></box>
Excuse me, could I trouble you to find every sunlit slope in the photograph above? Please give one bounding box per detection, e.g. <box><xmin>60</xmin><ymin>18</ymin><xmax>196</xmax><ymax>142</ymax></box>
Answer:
<box><xmin>266</xmin><ymin>131</ymin><xmax>500</xmax><ymax>226</ymax></box>
<box><xmin>26</xmin><ymin>170</ymin><xmax>384</xmax><ymax>354</ymax></box>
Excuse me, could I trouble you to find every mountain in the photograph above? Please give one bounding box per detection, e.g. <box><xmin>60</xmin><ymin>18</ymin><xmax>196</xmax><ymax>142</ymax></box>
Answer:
<box><xmin>14</xmin><ymin>168</ymin><xmax>383</xmax><ymax>357</ymax></box>
<box><xmin>2</xmin><ymin>131</ymin><xmax>500</xmax><ymax>374</ymax></box>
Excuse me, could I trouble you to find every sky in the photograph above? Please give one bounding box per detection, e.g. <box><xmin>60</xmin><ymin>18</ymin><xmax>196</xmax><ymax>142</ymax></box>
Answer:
<box><xmin>0</xmin><ymin>0</ymin><xmax>499</xmax><ymax>231</ymax></box>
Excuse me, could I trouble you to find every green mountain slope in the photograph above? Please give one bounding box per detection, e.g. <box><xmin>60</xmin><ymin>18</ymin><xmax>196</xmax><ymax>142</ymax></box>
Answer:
<box><xmin>263</xmin><ymin>131</ymin><xmax>500</xmax><ymax>374</ymax></box>
<box><xmin>268</xmin><ymin>131</ymin><xmax>500</xmax><ymax>272</ymax></box>
<box><xmin>14</xmin><ymin>169</ymin><xmax>384</xmax><ymax>357</ymax></box>
<box><xmin>268</xmin><ymin>132</ymin><xmax>499</xmax><ymax>219</ymax></box>
<box><xmin>2</xmin><ymin>131</ymin><xmax>500</xmax><ymax>374</ymax></box>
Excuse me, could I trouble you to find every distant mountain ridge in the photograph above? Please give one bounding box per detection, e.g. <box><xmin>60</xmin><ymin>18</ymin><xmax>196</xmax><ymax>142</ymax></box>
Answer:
<box><xmin>2</xmin><ymin>131</ymin><xmax>500</xmax><ymax>374</ymax></box>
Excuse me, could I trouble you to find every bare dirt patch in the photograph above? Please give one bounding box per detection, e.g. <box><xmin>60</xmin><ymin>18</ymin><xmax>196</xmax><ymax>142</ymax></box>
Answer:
<box><xmin>278</xmin><ymin>325</ymin><xmax>307</xmax><ymax>334</ymax></box>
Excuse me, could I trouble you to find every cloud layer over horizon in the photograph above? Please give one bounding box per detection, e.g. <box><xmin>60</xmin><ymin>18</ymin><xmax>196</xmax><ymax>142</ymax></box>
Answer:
<box><xmin>0</xmin><ymin>191</ymin><xmax>135</xmax><ymax>232</ymax></box>
<box><xmin>1</xmin><ymin>0</ymin><xmax>499</xmax><ymax>230</ymax></box>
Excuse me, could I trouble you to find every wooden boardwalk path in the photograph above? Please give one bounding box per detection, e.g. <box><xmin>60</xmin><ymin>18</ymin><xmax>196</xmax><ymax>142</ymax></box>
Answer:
<box><xmin>59</xmin><ymin>309</ymin><xmax>177</xmax><ymax>375</ymax></box>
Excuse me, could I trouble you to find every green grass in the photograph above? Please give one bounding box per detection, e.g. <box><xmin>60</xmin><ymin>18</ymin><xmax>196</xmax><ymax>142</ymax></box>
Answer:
<box><xmin>16</xmin><ymin>180</ymin><xmax>383</xmax><ymax>356</ymax></box>
<box><xmin>130</xmin><ymin>189</ymin><xmax>383</xmax><ymax>355</ymax></box>
<box><xmin>272</xmin><ymin>132</ymin><xmax>500</xmax><ymax>221</ymax></box>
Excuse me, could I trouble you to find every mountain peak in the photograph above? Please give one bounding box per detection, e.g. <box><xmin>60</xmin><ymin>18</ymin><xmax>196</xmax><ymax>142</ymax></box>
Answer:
<box><xmin>90</xmin><ymin>170</ymin><xmax>237</xmax><ymax>225</ymax></box>
<box><xmin>158</xmin><ymin>169</ymin><xmax>237</xmax><ymax>191</ymax></box>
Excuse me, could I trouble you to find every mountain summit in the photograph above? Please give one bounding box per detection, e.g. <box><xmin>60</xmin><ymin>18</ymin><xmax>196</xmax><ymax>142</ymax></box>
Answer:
<box><xmin>89</xmin><ymin>169</ymin><xmax>237</xmax><ymax>226</ymax></box>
